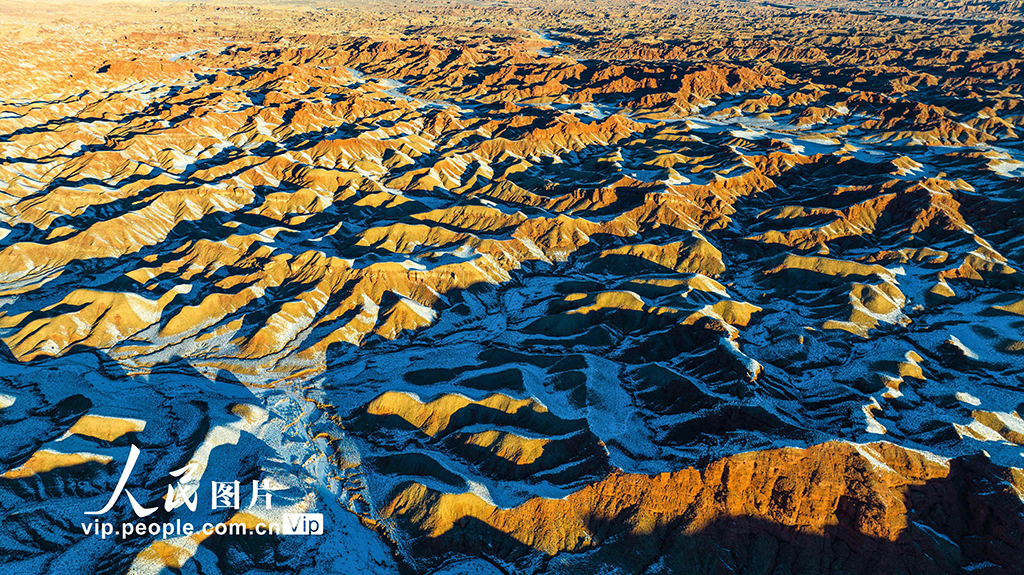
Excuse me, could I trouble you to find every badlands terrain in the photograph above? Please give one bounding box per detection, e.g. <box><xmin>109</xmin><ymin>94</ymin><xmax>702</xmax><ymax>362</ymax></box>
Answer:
<box><xmin>0</xmin><ymin>0</ymin><xmax>1023</xmax><ymax>573</ymax></box>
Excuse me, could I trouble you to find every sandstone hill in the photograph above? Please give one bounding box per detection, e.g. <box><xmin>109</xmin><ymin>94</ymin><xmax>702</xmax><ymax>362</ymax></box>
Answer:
<box><xmin>0</xmin><ymin>1</ymin><xmax>1022</xmax><ymax>574</ymax></box>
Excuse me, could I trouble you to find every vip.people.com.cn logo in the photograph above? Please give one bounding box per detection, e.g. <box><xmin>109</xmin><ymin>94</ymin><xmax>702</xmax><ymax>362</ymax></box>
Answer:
<box><xmin>80</xmin><ymin>444</ymin><xmax>324</xmax><ymax>540</ymax></box>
